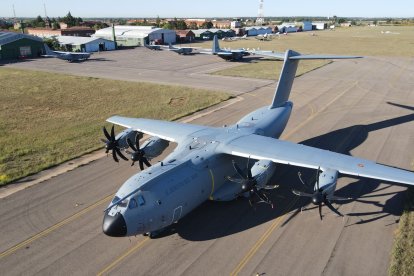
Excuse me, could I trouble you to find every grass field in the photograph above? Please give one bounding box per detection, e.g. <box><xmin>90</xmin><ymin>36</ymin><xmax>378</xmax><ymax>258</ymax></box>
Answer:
<box><xmin>190</xmin><ymin>26</ymin><xmax>414</xmax><ymax>79</ymax></box>
<box><xmin>0</xmin><ymin>68</ymin><xmax>230</xmax><ymax>185</ymax></box>
<box><xmin>389</xmin><ymin>187</ymin><xmax>414</xmax><ymax>276</ymax></box>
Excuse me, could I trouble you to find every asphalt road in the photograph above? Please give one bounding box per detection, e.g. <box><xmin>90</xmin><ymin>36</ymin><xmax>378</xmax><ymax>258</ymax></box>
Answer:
<box><xmin>1</xmin><ymin>52</ymin><xmax>413</xmax><ymax>276</ymax></box>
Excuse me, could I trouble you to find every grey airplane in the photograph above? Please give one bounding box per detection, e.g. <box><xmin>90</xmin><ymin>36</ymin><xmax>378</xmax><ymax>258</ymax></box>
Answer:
<box><xmin>163</xmin><ymin>43</ymin><xmax>195</xmax><ymax>55</ymax></box>
<box><xmin>200</xmin><ymin>35</ymin><xmax>250</xmax><ymax>61</ymax></box>
<box><xmin>101</xmin><ymin>50</ymin><xmax>414</xmax><ymax>238</ymax></box>
<box><xmin>43</xmin><ymin>44</ymin><xmax>91</xmax><ymax>62</ymax></box>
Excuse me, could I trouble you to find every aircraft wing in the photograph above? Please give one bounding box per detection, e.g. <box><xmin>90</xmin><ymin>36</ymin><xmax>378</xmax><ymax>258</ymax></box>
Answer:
<box><xmin>221</xmin><ymin>134</ymin><xmax>414</xmax><ymax>185</ymax></box>
<box><xmin>106</xmin><ymin>116</ymin><xmax>208</xmax><ymax>143</ymax></box>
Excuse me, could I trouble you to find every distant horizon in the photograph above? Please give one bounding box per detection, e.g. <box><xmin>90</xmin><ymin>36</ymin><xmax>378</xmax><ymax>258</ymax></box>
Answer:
<box><xmin>1</xmin><ymin>0</ymin><xmax>413</xmax><ymax>18</ymax></box>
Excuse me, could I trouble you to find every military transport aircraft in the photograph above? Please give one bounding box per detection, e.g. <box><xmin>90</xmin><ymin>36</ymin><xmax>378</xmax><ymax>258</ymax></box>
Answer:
<box><xmin>200</xmin><ymin>35</ymin><xmax>250</xmax><ymax>61</ymax></box>
<box><xmin>163</xmin><ymin>43</ymin><xmax>196</xmax><ymax>55</ymax></box>
<box><xmin>101</xmin><ymin>50</ymin><xmax>414</xmax><ymax>238</ymax></box>
<box><xmin>43</xmin><ymin>45</ymin><xmax>91</xmax><ymax>62</ymax></box>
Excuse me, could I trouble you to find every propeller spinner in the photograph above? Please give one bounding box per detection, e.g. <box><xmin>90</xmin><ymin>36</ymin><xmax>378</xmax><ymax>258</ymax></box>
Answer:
<box><xmin>101</xmin><ymin>125</ymin><xmax>128</xmax><ymax>163</ymax></box>
<box><xmin>126</xmin><ymin>133</ymin><xmax>151</xmax><ymax>170</ymax></box>
<box><xmin>228</xmin><ymin>159</ymin><xmax>274</xmax><ymax>208</ymax></box>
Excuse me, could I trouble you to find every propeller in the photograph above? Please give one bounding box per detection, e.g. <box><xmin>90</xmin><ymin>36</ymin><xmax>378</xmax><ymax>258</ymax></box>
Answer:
<box><xmin>126</xmin><ymin>133</ymin><xmax>151</xmax><ymax>170</ymax></box>
<box><xmin>227</xmin><ymin>159</ymin><xmax>274</xmax><ymax>208</ymax></box>
<box><xmin>293</xmin><ymin>167</ymin><xmax>344</xmax><ymax>220</ymax></box>
<box><xmin>101</xmin><ymin>125</ymin><xmax>128</xmax><ymax>163</ymax></box>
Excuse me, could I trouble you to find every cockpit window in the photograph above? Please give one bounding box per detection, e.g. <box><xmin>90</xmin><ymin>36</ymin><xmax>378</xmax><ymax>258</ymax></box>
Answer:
<box><xmin>118</xmin><ymin>199</ymin><xmax>128</xmax><ymax>208</ymax></box>
<box><xmin>112</xmin><ymin>196</ymin><xmax>120</xmax><ymax>204</ymax></box>
<box><xmin>137</xmin><ymin>195</ymin><xmax>145</xmax><ymax>206</ymax></box>
<box><xmin>129</xmin><ymin>198</ymin><xmax>138</xmax><ymax>209</ymax></box>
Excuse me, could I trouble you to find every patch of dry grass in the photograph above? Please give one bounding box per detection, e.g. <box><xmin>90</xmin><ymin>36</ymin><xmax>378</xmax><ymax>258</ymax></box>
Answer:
<box><xmin>190</xmin><ymin>26</ymin><xmax>414</xmax><ymax>79</ymax></box>
<box><xmin>0</xmin><ymin>68</ymin><xmax>231</xmax><ymax>185</ymax></box>
<box><xmin>389</xmin><ymin>187</ymin><xmax>414</xmax><ymax>276</ymax></box>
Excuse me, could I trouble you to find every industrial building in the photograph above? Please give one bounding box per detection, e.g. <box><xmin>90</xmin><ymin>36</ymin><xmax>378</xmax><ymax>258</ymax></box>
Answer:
<box><xmin>0</xmin><ymin>31</ymin><xmax>45</xmax><ymax>60</ymax></box>
<box><xmin>56</xmin><ymin>36</ymin><xmax>116</xmax><ymax>52</ymax></box>
<box><xmin>192</xmin><ymin>29</ymin><xmax>235</xmax><ymax>40</ymax></box>
<box><xmin>176</xmin><ymin>30</ymin><xmax>195</xmax><ymax>43</ymax></box>
<box><xmin>27</xmin><ymin>27</ymin><xmax>95</xmax><ymax>38</ymax></box>
<box><xmin>93</xmin><ymin>26</ymin><xmax>176</xmax><ymax>47</ymax></box>
<box><xmin>245</xmin><ymin>26</ymin><xmax>272</xmax><ymax>36</ymax></box>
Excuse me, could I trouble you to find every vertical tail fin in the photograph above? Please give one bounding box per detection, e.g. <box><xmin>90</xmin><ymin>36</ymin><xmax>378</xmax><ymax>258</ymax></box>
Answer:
<box><xmin>44</xmin><ymin>44</ymin><xmax>57</xmax><ymax>56</ymax></box>
<box><xmin>269</xmin><ymin>50</ymin><xmax>362</xmax><ymax>109</ymax></box>
<box><xmin>212</xmin><ymin>35</ymin><xmax>221</xmax><ymax>54</ymax></box>
<box><xmin>270</xmin><ymin>50</ymin><xmax>300</xmax><ymax>108</ymax></box>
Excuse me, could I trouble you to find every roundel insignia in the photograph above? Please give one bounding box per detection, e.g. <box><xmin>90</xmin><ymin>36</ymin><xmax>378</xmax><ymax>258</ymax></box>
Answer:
<box><xmin>358</xmin><ymin>163</ymin><xmax>364</xmax><ymax>168</ymax></box>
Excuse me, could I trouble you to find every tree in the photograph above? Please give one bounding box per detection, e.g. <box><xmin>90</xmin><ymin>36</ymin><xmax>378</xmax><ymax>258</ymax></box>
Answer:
<box><xmin>201</xmin><ymin>21</ymin><xmax>213</xmax><ymax>29</ymax></box>
<box><xmin>175</xmin><ymin>20</ymin><xmax>187</xmax><ymax>30</ymax></box>
<box><xmin>156</xmin><ymin>16</ymin><xmax>161</xmax><ymax>27</ymax></box>
<box><xmin>188</xmin><ymin>22</ymin><xmax>198</xmax><ymax>29</ymax></box>
<box><xmin>43</xmin><ymin>37</ymin><xmax>61</xmax><ymax>50</ymax></box>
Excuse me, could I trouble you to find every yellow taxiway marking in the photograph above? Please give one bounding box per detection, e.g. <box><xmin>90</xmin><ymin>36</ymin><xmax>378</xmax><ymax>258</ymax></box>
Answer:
<box><xmin>208</xmin><ymin>169</ymin><xmax>215</xmax><ymax>200</ymax></box>
<box><xmin>0</xmin><ymin>194</ymin><xmax>113</xmax><ymax>260</ymax></box>
<box><xmin>97</xmin><ymin>237</ymin><xmax>150</xmax><ymax>276</ymax></box>
<box><xmin>230</xmin><ymin>198</ymin><xmax>298</xmax><ymax>276</ymax></box>
<box><xmin>282</xmin><ymin>81</ymin><xmax>358</xmax><ymax>140</ymax></box>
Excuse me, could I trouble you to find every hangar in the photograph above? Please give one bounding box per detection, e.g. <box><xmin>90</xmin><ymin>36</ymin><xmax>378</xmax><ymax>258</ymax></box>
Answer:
<box><xmin>93</xmin><ymin>26</ymin><xmax>176</xmax><ymax>47</ymax></box>
<box><xmin>0</xmin><ymin>31</ymin><xmax>45</xmax><ymax>60</ymax></box>
<box><xmin>245</xmin><ymin>26</ymin><xmax>272</xmax><ymax>36</ymax></box>
<box><xmin>56</xmin><ymin>36</ymin><xmax>116</xmax><ymax>52</ymax></box>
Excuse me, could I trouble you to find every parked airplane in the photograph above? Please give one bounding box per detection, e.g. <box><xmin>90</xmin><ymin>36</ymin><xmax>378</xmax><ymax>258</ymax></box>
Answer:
<box><xmin>163</xmin><ymin>43</ymin><xmax>195</xmax><ymax>55</ymax></box>
<box><xmin>222</xmin><ymin>34</ymin><xmax>248</xmax><ymax>41</ymax></box>
<box><xmin>43</xmin><ymin>44</ymin><xmax>91</xmax><ymax>62</ymax></box>
<box><xmin>255</xmin><ymin>33</ymin><xmax>272</xmax><ymax>41</ymax></box>
<box><xmin>101</xmin><ymin>50</ymin><xmax>414</xmax><ymax>238</ymax></box>
<box><xmin>144</xmin><ymin>43</ymin><xmax>161</xmax><ymax>51</ymax></box>
<box><xmin>200</xmin><ymin>35</ymin><xmax>250</xmax><ymax>61</ymax></box>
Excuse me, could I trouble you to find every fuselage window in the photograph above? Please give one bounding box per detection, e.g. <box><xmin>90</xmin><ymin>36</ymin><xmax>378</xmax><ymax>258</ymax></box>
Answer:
<box><xmin>137</xmin><ymin>195</ymin><xmax>145</xmax><ymax>206</ymax></box>
<box><xmin>129</xmin><ymin>198</ymin><xmax>138</xmax><ymax>209</ymax></box>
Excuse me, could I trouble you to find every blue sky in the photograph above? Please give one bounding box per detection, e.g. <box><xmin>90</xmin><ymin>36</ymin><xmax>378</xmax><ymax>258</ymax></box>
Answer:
<box><xmin>1</xmin><ymin>0</ymin><xmax>412</xmax><ymax>18</ymax></box>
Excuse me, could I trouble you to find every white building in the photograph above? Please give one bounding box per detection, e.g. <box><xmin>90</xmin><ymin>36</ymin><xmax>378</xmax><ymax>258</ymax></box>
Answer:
<box><xmin>312</xmin><ymin>22</ymin><xmax>328</xmax><ymax>30</ymax></box>
<box><xmin>93</xmin><ymin>26</ymin><xmax>176</xmax><ymax>47</ymax></box>
<box><xmin>56</xmin><ymin>36</ymin><xmax>116</xmax><ymax>52</ymax></box>
<box><xmin>278</xmin><ymin>23</ymin><xmax>298</xmax><ymax>33</ymax></box>
<box><xmin>245</xmin><ymin>26</ymin><xmax>272</xmax><ymax>36</ymax></box>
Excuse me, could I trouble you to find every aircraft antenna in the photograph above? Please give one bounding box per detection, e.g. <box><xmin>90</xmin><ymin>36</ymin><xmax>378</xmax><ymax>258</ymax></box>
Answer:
<box><xmin>256</xmin><ymin>0</ymin><xmax>264</xmax><ymax>25</ymax></box>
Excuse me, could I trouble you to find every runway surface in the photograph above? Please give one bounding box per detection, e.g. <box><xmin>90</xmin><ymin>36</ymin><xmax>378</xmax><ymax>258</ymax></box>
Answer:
<box><xmin>1</xmin><ymin>52</ymin><xmax>413</xmax><ymax>275</ymax></box>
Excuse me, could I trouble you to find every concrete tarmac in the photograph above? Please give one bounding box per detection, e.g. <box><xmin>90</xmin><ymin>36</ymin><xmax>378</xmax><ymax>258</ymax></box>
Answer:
<box><xmin>0</xmin><ymin>54</ymin><xmax>413</xmax><ymax>275</ymax></box>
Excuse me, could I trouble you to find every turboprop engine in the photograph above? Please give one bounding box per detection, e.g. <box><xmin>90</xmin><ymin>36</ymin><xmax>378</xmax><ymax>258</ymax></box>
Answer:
<box><xmin>101</xmin><ymin>126</ymin><xmax>169</xmax><ymax>168</ymax></box>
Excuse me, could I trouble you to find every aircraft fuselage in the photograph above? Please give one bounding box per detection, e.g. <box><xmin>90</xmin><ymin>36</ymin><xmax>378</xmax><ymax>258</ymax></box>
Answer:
<box><xmin>103</xmin><ymin>102</ymin><xmax>292</xmax><ymax>237</ymax></box>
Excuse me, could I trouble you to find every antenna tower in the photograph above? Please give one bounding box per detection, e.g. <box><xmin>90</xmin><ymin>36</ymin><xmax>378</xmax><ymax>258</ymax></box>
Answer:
<box><xmin>256</xmin><ymin>0</ymin><xmax>264</xmax><ymax>25</ymax></box>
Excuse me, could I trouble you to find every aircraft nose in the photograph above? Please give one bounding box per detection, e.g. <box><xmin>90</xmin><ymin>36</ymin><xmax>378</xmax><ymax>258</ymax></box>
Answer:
<box><xmin>103</xmin><ymin>211</ymin><xmax>127</xmax><ymax>237</ymax></box>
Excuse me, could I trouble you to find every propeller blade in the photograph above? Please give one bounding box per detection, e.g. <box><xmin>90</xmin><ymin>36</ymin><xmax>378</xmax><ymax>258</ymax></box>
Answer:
<box><xmin>103</xmin><ymin>126</ymin><xmax>111</xmax><ymax>140</ymax></box>
<box><xmin>318</xmin><ymin>203</ymin><xmax>323</xmax><ymax>220</ymax></box>
<box><xmin>246</xmin><ymin>156</ymin><xmax>251</xmax><ymax>179</ymax></box>
<box><xmin>143</xmin><ymin>157</ymin><xmax>151</xmax><ymax>167</ymax></box>
<box><xmin>139</xmin><ymin>160</ymin><xmax>144</xmax><ymax>170</ymax></box>
<box><xmin>110</xmin><ymin>125</ymin><xmax>115</xmax><ymax>140</ymax></box>
<box><xmin>112</xmin><ymin>149</ymin><xmax>119</xmax><ymax>163</ymax></box>
<box><xmin>227</xmin><ymin>176</ymin><xmax>244</xmax><ymax>183</ymax></box>
<box><xmin>232</xmin><ymin>161</ymin><xmax>245</xmax><ymax>179</ymax></box>
<box><xmin>127</xmin><ymin>138</ymin><xmax>138</xmax><ymax>152</ymax></box>
<box><xmin>115</xmin><ymin>148</ymin><xmax>128</xmax><ymax>161</ymax></box>
<box><xmin>328</xmin><ymin>195</ymin><xmax>351</xmax><ymax>201</ymax></box>
<box><xmin>292</xmin><ymin>189</ymin><xmax>313</xmax><ymax>197</ymax></box>
<box><xmin>324</xmin><ymin>199</ymin><xmax>344</xmax><ymax>217</ymax></box>
<box><xmin>131</xmin><ymin>160</ymin><xmax>135</xmax><ymax>166</ymax></box>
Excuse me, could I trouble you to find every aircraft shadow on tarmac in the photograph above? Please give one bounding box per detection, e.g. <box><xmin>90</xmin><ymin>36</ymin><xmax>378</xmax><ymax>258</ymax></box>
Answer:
<box><xmin>154</xmin><ymin>102</ymin><xmax>414</xmax><ymax>241</ymax></box>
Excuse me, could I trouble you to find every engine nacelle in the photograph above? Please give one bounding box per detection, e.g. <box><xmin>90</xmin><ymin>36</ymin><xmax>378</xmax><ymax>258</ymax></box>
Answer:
<box><xmin>114</xmin><ymin>128</ymin><xmax>140</xmax><ymax>149</ymax></box>
<box><xmin>317</xmin><ymin>168</ymin><xmax>338</xmax><ymax>194</ymax></box>
<box><xmin>250</xmin><ymin>160</ymin><xmax>277</xmax><ymax>188</ymax></box>
<box><xmin>141</xmin><ymin>137</ymin><xmax>169</xmax><ymax>160</ymax></box>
